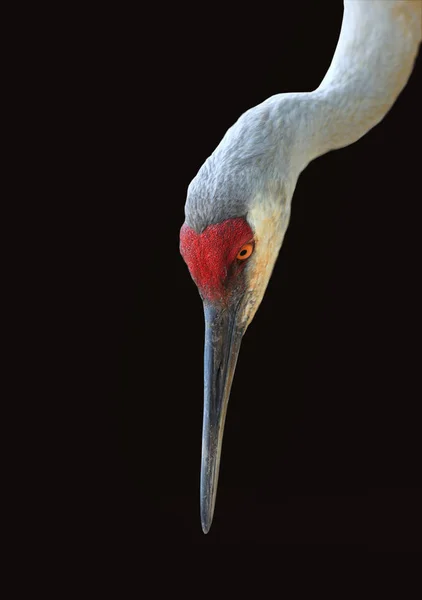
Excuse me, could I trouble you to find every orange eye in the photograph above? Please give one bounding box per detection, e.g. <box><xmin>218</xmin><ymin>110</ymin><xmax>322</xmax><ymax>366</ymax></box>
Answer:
<box><xmin>236</xmin><ymin>243</ymin><xmax>254</xmax><ymax>260</ymax></box>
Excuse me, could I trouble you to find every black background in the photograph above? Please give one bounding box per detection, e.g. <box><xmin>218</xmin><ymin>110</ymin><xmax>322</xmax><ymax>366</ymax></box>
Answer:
<box><xmin>72</xmin><ymin>2</ymin><xmax>421</xmax><ymax>548</ymax></box>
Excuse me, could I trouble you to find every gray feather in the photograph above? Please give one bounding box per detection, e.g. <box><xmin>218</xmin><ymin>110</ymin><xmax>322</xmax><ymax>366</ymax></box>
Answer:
<box><xmin>184</xmin><ymin>101</ymin><xmax>290</xmax><ymax>232</ymax></box>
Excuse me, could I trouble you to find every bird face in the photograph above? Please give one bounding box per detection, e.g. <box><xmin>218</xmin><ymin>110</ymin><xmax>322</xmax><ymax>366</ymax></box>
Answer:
<box><xmin>180</xmin><ymin>217</ymin><xmax>255</xmax><ymax>316</ymax></box>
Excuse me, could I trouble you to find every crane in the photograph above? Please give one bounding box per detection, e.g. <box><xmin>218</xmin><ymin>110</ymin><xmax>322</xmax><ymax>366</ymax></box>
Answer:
<box><xmin>179</xmin><ymin>0</ymin><xmax>421</xmax><ymax>534</ymax></box>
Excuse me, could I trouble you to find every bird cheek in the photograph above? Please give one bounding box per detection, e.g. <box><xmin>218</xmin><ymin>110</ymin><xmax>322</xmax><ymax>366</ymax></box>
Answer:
<box><xmin>228</xmin><ymin>265</ymin><xmax>248</xmax><ymax>299</ymax></box>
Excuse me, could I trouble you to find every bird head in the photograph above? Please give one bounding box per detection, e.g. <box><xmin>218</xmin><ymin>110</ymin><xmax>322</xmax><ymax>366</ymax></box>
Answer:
<box><xmin>180</xmin><ymin>98</ymin><xmax>296</xmax><ymax>532</ymax></box>
<box><xmin>180</xmin><ymin>183</ymin><xmax>290</xmax><ymax>532</ymax></box>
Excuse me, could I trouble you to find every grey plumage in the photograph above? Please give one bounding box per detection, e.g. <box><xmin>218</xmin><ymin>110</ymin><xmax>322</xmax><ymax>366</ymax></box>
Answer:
<box><xmin>184</xmin><ymin>100</ymin><xmax>291</xmax><ymax>233</ymax></box>
<box><xmin>184</xmin><ymin>0</ymin><xmax>422</xmax><ymax>237</ymax></box>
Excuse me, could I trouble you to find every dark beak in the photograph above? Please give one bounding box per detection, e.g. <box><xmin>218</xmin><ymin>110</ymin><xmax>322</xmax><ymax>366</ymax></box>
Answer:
<box><xmin>200</xmin><ymin>301</ymin><xmax>246</xmax><ymax>533</ymax></box>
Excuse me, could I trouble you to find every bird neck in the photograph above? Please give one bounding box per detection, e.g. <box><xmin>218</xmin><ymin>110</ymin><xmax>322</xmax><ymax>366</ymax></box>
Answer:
<box><xmin>307</xmin><ymin>0</ymin><xmax>421</xmax><ymax>162</ymax></box>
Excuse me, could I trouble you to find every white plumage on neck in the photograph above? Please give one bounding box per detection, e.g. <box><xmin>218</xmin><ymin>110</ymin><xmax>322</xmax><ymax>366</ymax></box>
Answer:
<box><xmin>310</xmin><ymin>0</ymin><xmax>421</xmax><ymax>163</ymax></box>
<box><xmin>250</xmin><ymin>0</ymin><xmax>422</xmax><ymax>181</ymax></box>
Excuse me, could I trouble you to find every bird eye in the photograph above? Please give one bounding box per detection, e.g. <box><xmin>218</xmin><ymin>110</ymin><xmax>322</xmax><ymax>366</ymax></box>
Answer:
<box><xmin>236</xmin><ymin>243</ymin><xmax>254</xmax><ymax>260</ymax></box>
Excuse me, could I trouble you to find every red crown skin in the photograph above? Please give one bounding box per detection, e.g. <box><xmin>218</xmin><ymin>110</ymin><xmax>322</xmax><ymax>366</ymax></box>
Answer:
<box><xmin>180</xmin><ymin>218</ymin><xmax>254</xmax><ymax>303</ymax></box>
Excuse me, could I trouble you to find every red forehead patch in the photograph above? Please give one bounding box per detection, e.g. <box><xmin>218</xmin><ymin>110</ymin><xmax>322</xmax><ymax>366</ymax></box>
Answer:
<box><xmin>180</xmin><ymin>218</ymin><xmax>253</xmax><ymax>302</ymax></box>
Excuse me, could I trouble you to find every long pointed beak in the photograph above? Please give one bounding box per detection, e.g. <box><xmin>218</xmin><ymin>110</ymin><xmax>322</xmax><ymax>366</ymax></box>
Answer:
<box><xmin>200</xmin><ymin>301</ymin><xmax>245</xmax><ymax>533</ymax></box>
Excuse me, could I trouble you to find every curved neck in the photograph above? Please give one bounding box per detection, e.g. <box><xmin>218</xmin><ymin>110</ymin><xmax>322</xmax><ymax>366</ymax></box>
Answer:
<box><xmin>307</xmin><ymin>0</ymin><xmax>421</xmax><ymax>162</ymax></box>
<box><xmin>185</xmin><ymin>2</ymin><xmax>421</xmax><ymax>231</ymax></box>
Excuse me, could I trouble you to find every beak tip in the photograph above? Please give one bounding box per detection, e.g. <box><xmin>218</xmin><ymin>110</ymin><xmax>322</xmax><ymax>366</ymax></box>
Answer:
<box><xmin>201</xmin><ymin>517</ymin><xmax>212</xmax><ymax>534</ymax></box>
<box><xmin>200</xmin><ymin>498</ymin><xmax>214</xmax><ymax>534</ymax></box>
